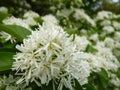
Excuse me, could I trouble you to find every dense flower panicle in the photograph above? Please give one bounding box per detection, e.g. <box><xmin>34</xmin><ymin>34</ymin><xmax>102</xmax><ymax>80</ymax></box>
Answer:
<box><xmin>110</xmin><ymin>74</ymin><xmax>120</xmax><ymax>87</ymax></box>
<box><xmin>72</xmin><ymin>35</ymin><xmax>90</xmax><ymax>51</ymax></box>
<box><xmin>94</xmin><ymin>42</ymin><xmax>120</xmax><ymax>72</ymax></box>
<box><xmin>12</xmin><ymin>24</ymin><xmax>78</xmax><ymax>88</ymax></box>
<box><xmin>74</xmin><ymin>52</ymin><xmax>102</xmax><ymax>72</ymax></box>
<box><xmin>12</xmin><ymin>19</ymin><xmax>107</xmax><ymax>89</ymax></box>
<box><xmin>66</xmin><ymin>52</ymin><xmax>91</xmax><ymax>85</ymax></box>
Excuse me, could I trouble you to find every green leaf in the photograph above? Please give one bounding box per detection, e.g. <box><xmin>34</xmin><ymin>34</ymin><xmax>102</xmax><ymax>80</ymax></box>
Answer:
<box><xmin>64</xmin><ymin>29</ymin><xmax>76</xmax><ymax>35</ymax></box>
<box><xmin>34</xmin><ymin>17</ymin><xmax>43</xmax><ymax>25</ymax></box>
<box><xmin>0</xmin><ymin>24</ymin><xmax>31</xmax><ymax>42</ymax></box>
<box><xmin>41</xmin><ymin>81</ymin><xmax>53</xmax><ymax>90</ymax></box>
<box><xmin>85</xmin><ymin>44</ymin><xmax>98</xmax><ymax>53</ymax></box>
<box><xmin>74</xmin><ymin>79</ymin><xmax>83</xmax><ymax>90</ymax></box>
<box><xmin>0</xmin><ymin>12</ymin><xmax>11</xmax><ymax>23</ymax></box>
<box><xmin>0</xmin><ymin>51</ymin><xmax>15</xmax><ymax>71</ymax></box>
<box><xmin>64</xmin><ymin>28</ymin><xmax>80</xmax><ymax>35</ymax></box>
<box><xmin>83</xmin><ymin>82</ymin><xmax>96</xmax><ymax>90</ymax></box>
<box><xmin>97</xmin><ymin>68</ymin><xmax>109</xmax><ymax>90</ymax></box>
<box><xmin>0</xmin><ymin>48</ymin><xmax>17</xmax><ymax>52</ymax></box>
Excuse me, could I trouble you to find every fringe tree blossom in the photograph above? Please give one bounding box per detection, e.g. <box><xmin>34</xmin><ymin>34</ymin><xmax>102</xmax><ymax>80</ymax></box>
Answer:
<box><xmin>12</xmin><ymin>24</ymin><xmax>92</xmax><ymax>89</ymax></box>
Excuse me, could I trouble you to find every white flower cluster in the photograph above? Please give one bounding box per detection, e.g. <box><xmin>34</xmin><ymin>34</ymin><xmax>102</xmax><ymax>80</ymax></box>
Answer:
<box><xmin>73</xmin><ymin>9</ymin><xmax>96</xmax><ymax>27</ymax></box>
<box><xmin>110</xmin><ymin>73</ymin><xmax>120</xmax><ymax>87</ymax></box>
<box><xmin>95</xmin><ymin>10</ymin><xmax>120</xmax><ymax>35</ymax></box>
<box><xmin>12</xmin><ymin>22</ymin><xmax>92</xmax><ymax>89</ymax></box>
<box><xmin>95</xmin><ymin>11</ymin><xmax>113</xmax><ymax>21</ymax></box>
<box><xmin>23</xmin><ymin>11</ymin><xmax>40</xmax><ymax>26</ymax></box>
<box><xmin>0</xmin><ymin>75</ymin><xmax>32</xmax><ymax>90</ymax></box>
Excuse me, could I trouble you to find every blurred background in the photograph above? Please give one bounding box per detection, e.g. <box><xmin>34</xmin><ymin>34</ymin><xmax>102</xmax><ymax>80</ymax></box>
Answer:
<box><xmin>0</xmin><ymin>0</ymin><xmax>120</xmax><ymax>17</ymax></box>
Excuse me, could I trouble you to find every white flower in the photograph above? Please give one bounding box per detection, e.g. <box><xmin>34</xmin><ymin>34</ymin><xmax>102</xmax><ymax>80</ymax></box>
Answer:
<box><xmin>0</xmin><ymin>6</ymin><xmax>8</xmax><ymax>13</ymax></box>
<box><xmin>23</xmin><ymin>11</ymin><xmax>40</xmax><ymax>26</ymax></box>
<box><xmin>102</xmin><ymin>25</ymin><xmax>114</xmax><ymax>34</ymax></box>
<box><xmin>72</xmin><ymin>35</ymin><xmax>90</xmax><ymax>51</ymax></box>
<box><xmin>23</xmin><ymin>17</ymin><xmax>38</xmax><ymax>26</ymax></box>
<box><xmin>95</xmin><ymin>11</ymin><xmax>113</xmax><ymax>21</ymax></box>
<box><xmin>104</xmin><ymin>37</ymin><xmax>115</xmax><ymax>49</ymax></box>
<box><xmin>113</xmin><ymin>14</ymin><xmax>120</xmax><ymax>18</ymax></box>
<box><xmin>42</xmin><ymin>14</ymin><xmax>58</xmax><ymax>25</ymax></box>
<box><xmin>58</xmin><ymin>75</ymin><xmax>74</xmax><ymax>90</ymax></box>
<box><xmin>114</xmin><ymin>32</ymin><xmax>120</xmax><ymax>42</ymax></box>
<box><xmin>94</xmin><ymin>42</ymin><xmax>120</xmax><ymax>71</ymax></box>
<box><xmin>41</xmin><ymin>14</ymin><xmax>60</xmax><ymax>29</ymax></box>
<box><xmin>110</xmin><ymin>74</ymin><xmax>120</xmax><ymax>87</ymax></box>
<box><xmin>0</xmin><ymin>31</ymin><xmax>16</xmax><ymax>43</ymax></box>
<box><xmin>73</xmin><ymin>9</ymin><xmax>96</xmax><ymax>26</ymax></box>
<box><xmin>3</xmin><ymin>16</ymin><xmax>30</xmax><ymax>30</ymax></box>
<box><xmin>90</xmin><ymin>33</ymin><xmax>99</xmax><ymax>42</ymax></box>
<box><xmin>80</xmin><ymin>29</ymin><xmax>88</xmax><ymax>34</ymax></box>
<box><xmin>0</xmin><ymin>75</ymin><xmax>32</xmax><ymax>90</ymax></box>
<box><xmin>112</xmin><ymin>21</ymin><xmax>120</xmax><ymax>30</ymax></box>
<box><xmin>66</xmin><ymin>52</ymin><xmax>91</xmax><ymax>85</ymax></box>
<box><xmin>56</xmin><ymin>8</ymin><xmax>73</xmax><ymax>18</ymax></box>
<box><xmin>23</xmin><ymin>11</ymin><xmax>39</xmax><ymax>19</ymax></box>
<box><xmin>75</xmin><ymin>52</ymin><xmax>102</xmax><ymax>72</ymax></box>
<box><xmin>100</xmin><ymin>20</ymin><xmax>111</xmax><ymax>26</ymax></box>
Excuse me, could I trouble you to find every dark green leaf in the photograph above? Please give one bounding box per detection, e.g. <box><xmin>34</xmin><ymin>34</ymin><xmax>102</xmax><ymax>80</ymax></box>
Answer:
<box><xmin>74</xmin><ymin>79</ymin><xmax>83</xmax><ymax>90</ymax></box>
<box><xmin>97</xmin><ymin>68</ymin><xmax>109</xmax><ymax>89</ymax></box>
<box><xmin>34</xmin><ymin>17</ymin><xmax>43</xmax><ymax>25</ymax></box>
<box><xmin>0</xmin><ymin>48</ymin><xmax>17</xmax><ymax>52</ymax></box>
<box><xmin>0</xmin><ymin>51</ymin><xmax>15</xmax><ymax>71</ymax></box>
<box><xmin>0</xmin><ymin>12</ymin><xmax>11</xmax><ymax>23</ymax></box>
<box><xmin>41</xmin><ymin>81</ymin><xmax>53</xmax><ymax>90</ymax></box>
<box><xmin>85</xmin><ymin>44</ymin><xmax>98</xmax><ymax>53</ymax></box>
<box><xmin>83</xmin><ymin>82</ymin><xmax>96</xmax><ymax>90</ymax></box>
<box><xmin>64</xmin><ymin>28</ymin><xmax>77</xmax><ymax>35</ymax></box>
